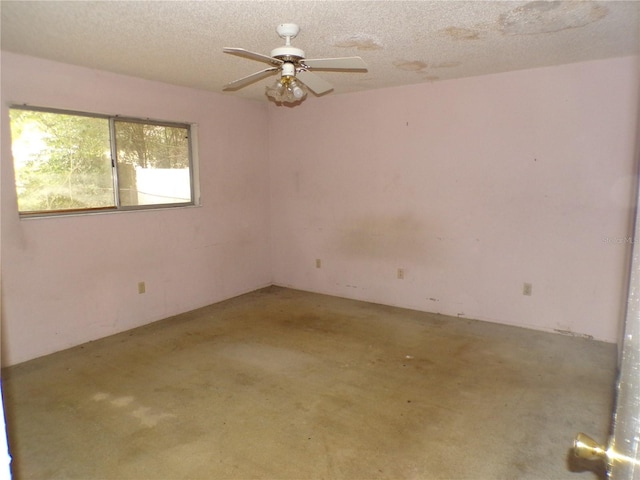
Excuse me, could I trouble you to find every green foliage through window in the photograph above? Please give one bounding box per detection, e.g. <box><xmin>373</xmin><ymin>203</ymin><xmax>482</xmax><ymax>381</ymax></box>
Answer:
<box><xmin>9</xmin><ymin>107</ymin><xmax>194</xmax><ymax>215</ymax></box>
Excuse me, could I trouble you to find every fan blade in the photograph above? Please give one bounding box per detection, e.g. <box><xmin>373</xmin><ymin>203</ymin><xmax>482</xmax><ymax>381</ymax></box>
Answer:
<box><xmin>297</xmin><ymin>70</ymin><xmax>334</xmax><ymax>95</ymax></box>
<box><xmin>301</xmin><ymin>57</ymin><xmax>367</xmax><ymax>70</ymax></box>
<box><xmin>223</xmin><ymin>67</ymin><xmax>279</xmax><ymax>91</ymax></box>
<box><xmin>223</xmin><ymin>48</ymin><xmax>284</xmax><ymax>67</ymax></box>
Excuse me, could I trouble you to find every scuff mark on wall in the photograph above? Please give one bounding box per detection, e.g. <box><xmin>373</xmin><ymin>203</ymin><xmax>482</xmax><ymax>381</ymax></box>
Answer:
<box><xmin>554</xmin><ymin>329</ymin><xmax>594</xmax><ymax>340</ymax></box>
<box><xmin>498</xmin><ymin>1</ymin><xmax>609</xmax><ymax>35</ymax></box>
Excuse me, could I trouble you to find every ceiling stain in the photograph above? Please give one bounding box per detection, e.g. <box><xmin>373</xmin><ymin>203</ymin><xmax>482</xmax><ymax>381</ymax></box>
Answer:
<box><xmin>499</xmin><ymin>1</ymin><xmax>609</xmax><ymax>35</ymax></box>
<box><xmin>423</xmin><ymin>75</ymin><xmax>440</xmax><ymax>82</ymax></box>
<box><xmin>394</xmin><ymin>60</ymin><xmax>428</xmax><ymax>72</ymax></box>
<box><xmin>441</xmin><ymin>26</ymin><xmax>484</xmax><ymax>41</ymax></box>
<box><xmin>333</xmin><ymin>33</ymin><xmax>383</xmax><ymax>51</ymax></box>
<box><xmin>431</xmin><ymin>61</ymin><xmax>462</xmax><ymax>69</ymax></box>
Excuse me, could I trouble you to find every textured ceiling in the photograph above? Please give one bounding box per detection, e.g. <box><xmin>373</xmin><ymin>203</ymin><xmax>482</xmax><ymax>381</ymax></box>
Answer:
<box><xmin>1</xmin><ymin>1</ymin><xmax>639</xmax><ymax>103</ymax></box>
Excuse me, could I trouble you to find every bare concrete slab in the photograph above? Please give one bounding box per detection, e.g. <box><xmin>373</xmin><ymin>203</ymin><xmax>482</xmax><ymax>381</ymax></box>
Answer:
<box><xmin>2</xmin><ymin>287</ymin><xmax>616</xmax><ymax>479</ymax></box>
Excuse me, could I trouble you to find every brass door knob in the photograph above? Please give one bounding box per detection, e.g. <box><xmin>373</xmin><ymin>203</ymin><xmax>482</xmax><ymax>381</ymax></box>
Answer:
<box><xmin>574</xmin><ymin>433</ymin><xmax>608</xmax><ymax>462</ymax></box>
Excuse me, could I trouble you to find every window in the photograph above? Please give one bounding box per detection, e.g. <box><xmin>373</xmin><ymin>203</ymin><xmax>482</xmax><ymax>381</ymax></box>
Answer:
<box><xmin>9</xmin><ymin>106</ymin><xmax>196</xmax><ymax>216</ymax></box>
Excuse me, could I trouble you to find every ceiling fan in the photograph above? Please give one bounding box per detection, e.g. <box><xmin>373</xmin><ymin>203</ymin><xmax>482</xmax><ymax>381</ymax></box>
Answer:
<box><xmin>223</xmin><ymin>23</ymin><xmax>368</xmax><ymax>104</ymax></box>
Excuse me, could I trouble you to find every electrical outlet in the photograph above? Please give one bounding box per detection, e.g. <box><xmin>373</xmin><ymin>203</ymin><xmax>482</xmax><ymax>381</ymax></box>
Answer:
<box><xmin>523</xmin><ymin>282</ymin><xmax>532</xmax><ymax>296</ymax></box>
<box><xmin>316</xmin><ymin>259</ymin><xmax>321</xmax><ymax>269</ymax></box>
<box><xmin>138</xmin><ymin>281</ymin><xmax>146</xmax><ymax>294</ymax></box>
<box><xmin>397</xmin><ymin>268</ymin><xmax>405</xmax><ymax>280</ymax></box>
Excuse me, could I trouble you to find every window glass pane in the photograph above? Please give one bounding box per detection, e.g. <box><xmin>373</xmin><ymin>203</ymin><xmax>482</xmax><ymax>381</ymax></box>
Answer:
<box><xmin>9</xmin><ymin>109</ymin><xmax>114</xmax><ymax>213</ymax></box>
<box><xmin>8</xmin><ymin>108</ymin><xmax>195</xmax><ymax>216</ymax></box>
<box><xmin>114</xmin><ymin>120</ymin><xmax>191</xmax><ymax>207</ymax></box>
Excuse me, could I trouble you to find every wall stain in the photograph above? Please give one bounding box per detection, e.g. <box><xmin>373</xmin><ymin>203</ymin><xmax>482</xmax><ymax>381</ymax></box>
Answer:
<box><xmin>336</xmin><ymin>213</ymin><xmax>427</xmax><ymax>260</ymax></box>
<box><xmin>498</xmin><ymin>1</ymin><xmax>609</xmax><ymax>35</ymax></box>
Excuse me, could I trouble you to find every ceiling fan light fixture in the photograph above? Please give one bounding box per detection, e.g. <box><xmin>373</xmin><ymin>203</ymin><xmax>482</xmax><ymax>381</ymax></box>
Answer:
<box><xmin>289</xmin><ymin>79</ymin><xmax>307</xmax><ymax>100</ymax></box>
<box><xmin>223</xmin><ymin>23</ymin><xmax>368</xmax><ymax>104</ymax></box>
<box><xmin>266</xmin><ymin>76</ymin><xmax>307</xmax><ymax>104</ymax></box>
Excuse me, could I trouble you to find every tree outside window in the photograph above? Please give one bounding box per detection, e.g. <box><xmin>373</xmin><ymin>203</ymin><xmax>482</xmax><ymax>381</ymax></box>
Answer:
<box><xmin>9</xmin><ymin>107</ymin><xmax>194</xmax><ymax>216</ymax></box>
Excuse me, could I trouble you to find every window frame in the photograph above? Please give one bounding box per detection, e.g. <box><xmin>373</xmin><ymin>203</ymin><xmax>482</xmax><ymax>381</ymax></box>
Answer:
<box><xmin>9</xmin><ymin>105</ymin><xmax>198</xmax><ymax>218</ymax></box>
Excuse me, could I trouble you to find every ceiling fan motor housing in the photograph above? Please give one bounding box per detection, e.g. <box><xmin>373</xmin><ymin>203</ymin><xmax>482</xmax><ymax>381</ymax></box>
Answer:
<box><xmin>270</xmin><ymin>46</ymin><xmax>305</xmax><ymax>62</ymax></box>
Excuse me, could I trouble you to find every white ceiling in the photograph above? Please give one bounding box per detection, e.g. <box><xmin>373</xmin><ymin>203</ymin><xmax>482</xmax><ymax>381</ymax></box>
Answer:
<box><xmin>1</xmin><ymin>1</ymin><xmax>639</xmax><ymax>103</ymax></box>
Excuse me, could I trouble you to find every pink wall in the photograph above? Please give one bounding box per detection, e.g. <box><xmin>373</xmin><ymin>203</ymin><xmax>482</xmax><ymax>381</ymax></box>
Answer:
<box><xmin>2</xmin><ymin>53</ymin><xmax>638</xmax><ymax>366</ymax></box>
<box><xmin>269</xmin><ymin>56</ymin><xmax>640</xmax><ymax>343</ymax></box>
<box><xmin>1</xmin><ymin>53</ymin><xmax>272</xmax><ymax>366</ymax></box>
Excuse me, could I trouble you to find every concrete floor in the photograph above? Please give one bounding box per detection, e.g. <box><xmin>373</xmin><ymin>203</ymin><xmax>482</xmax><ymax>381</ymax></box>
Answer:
<box><xmin>2</xmin><ymin>286</ymin><xmax>616</xmax><ymax>480</ymax></box>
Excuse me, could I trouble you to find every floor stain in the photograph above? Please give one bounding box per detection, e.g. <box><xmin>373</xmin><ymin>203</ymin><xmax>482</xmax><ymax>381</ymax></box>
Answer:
<box><xmin>2</xmin><ymin>287</ymin><xmax>617</xmax><ymax>480</ymax></box>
